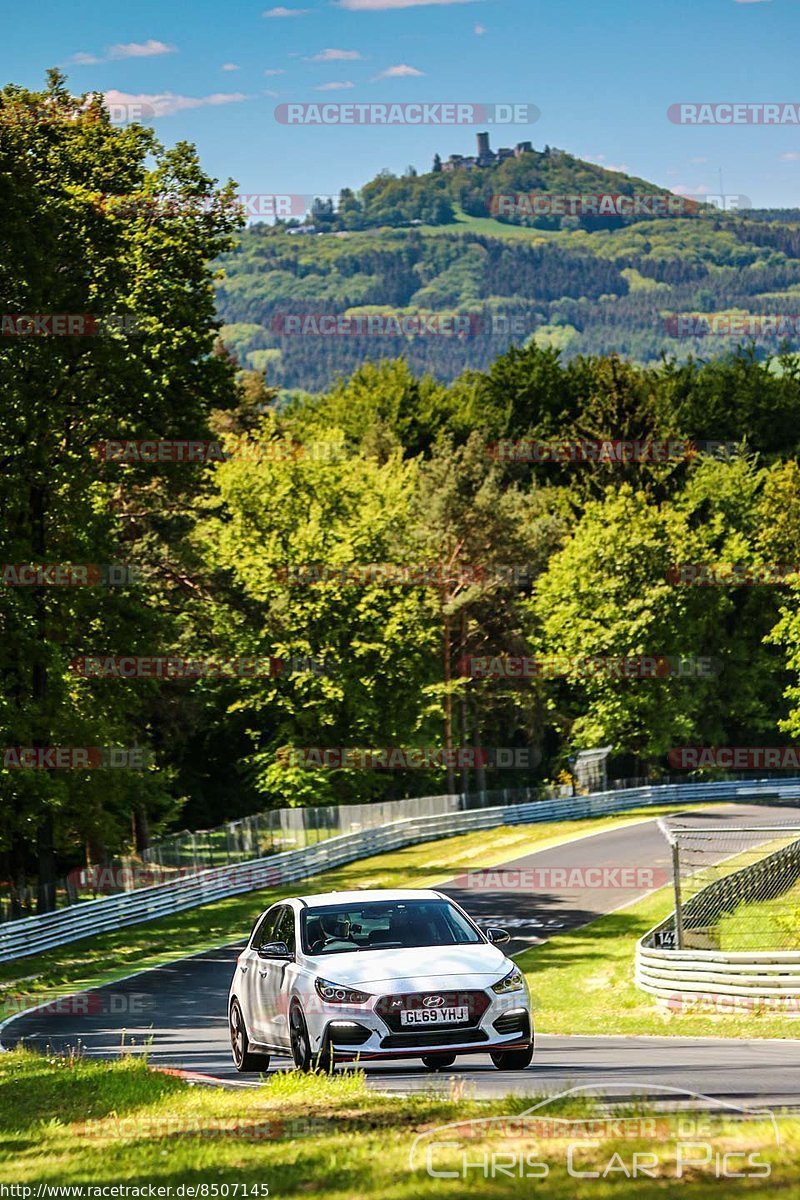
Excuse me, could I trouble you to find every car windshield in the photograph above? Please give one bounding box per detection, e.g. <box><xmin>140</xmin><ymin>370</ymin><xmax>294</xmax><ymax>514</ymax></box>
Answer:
<box><xmin>301</xmin><ymin>899</ymin><xmax>483</xmax><ymax>956</ymax></box>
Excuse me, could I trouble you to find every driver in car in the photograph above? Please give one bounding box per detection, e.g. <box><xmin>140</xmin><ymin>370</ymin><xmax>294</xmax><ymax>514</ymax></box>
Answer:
<box><xmin>309</xmin><ymin>912</ymin><xmax>353</xmax><ymax>954</ymax></box>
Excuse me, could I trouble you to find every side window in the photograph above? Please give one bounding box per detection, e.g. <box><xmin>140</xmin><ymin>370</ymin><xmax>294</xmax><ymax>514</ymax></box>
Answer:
<box><xmin>251</xmin><ymin>908</ymin><xmax>279</xmax><ymax>950</ymax></box>
<box><xmin>274</xmin><ymin>906</ymin><xmax>296</xmax><ymax>954</ymax></box>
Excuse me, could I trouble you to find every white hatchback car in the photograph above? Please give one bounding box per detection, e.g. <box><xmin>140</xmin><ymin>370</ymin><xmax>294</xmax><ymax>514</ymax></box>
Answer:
<box><xmin>228</xmin><ymin>887</ymin><xmax>533</xmax><ymax>1073</ymax></box>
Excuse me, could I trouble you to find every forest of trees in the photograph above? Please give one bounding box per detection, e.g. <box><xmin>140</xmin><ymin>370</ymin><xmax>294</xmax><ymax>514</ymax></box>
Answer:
<box><xmin>217</xmin><ymin>208</ymin><xmax>800</xmax><ymax>388</ymax></box>
<box><xmin>6</xmin><ymin>78</ymin><xmax>800</xmax><ymax>907</ymax></box>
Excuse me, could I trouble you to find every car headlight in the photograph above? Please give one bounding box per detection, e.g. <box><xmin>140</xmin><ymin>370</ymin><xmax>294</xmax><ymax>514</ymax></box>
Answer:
<box><xmin>491</xmin><ymin>967</ymin><xmax>525</xmax><ymax>994</ymax></box>
<box><xmin>315</xmin><ymin>978</ymin><xmax>371</xmax><ymax>1004</ymax></box>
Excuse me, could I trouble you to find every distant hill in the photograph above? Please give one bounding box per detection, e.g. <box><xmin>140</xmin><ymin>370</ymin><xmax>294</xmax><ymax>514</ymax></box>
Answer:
<box><xmin>215</xmin><ymin>143</ymin><xmax>800</xmax><ymax>392</ymax></box>
<box><xmin>308</xmin><ymin>141</ymin><xmax>687</xmax><ymax>234</ymax></box>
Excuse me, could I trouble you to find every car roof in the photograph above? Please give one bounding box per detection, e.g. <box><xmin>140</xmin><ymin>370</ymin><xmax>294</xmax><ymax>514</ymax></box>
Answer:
<box><xmin>291</xmin><ymin>888</ymin><xmax>444</xmax><ymax>909</ymax></box>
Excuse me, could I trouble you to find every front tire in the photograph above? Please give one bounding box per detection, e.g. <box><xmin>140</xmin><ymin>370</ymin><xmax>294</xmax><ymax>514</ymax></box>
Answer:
<box><xmin>290</xmin><ymin>1003</ymin><xmax>333</xmax><ymax>1072</ymax></box>
<box><xmin>421</xmin><ymin>1053</ymin><xmax>457</xmax><ymax>1070</ymax></box>
<box><xmin>229</xmin><ymin>999</ymin><xmax>270</xmax><ymax>1073</ymax></box>
<box><xmin>490</xmin><ymin>1043</ymin><xmax>534</xmax><ymax>1071</ymax></box>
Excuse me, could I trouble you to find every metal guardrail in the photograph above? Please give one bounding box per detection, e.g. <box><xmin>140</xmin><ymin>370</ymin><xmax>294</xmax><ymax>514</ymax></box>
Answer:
<box><xmin>4</xmin><ymin>775</ymin><xmax>800</xmax><ymax>964</ymax></box>
<box><xmin>4</xmin><ymin>771</ymin><xmax>787</xmax><ymax>920</ymax></box>
<box><xmin>1</xmin><ymin>791</ymin><xmax>477</xmax><ymax>920</ymax></box>
<box><xmin>636</xmin><ymin>944</ymin><xmax>800</xmax><ymax>1003</ymax></box>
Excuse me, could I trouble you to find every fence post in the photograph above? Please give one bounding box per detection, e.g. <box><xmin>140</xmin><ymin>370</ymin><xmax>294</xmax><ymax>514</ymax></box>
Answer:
<box><xmin>672</xmin><ymin>842</ymin><xmax>684</xmax><ymax>950</ymax></box>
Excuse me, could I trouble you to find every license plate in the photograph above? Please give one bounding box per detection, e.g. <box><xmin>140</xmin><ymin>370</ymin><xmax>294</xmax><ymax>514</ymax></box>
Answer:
<box><xmin>399</xmin><ymin>1005</ymin><xmax>469</xmax><ymax>1026</ymax></box>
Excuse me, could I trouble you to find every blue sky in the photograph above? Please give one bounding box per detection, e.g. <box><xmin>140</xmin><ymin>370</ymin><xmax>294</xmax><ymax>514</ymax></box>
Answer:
<box><xmin>4</xmin><ymin>0</ymin><xmax>800</xmax><ymax>207</ymax></box>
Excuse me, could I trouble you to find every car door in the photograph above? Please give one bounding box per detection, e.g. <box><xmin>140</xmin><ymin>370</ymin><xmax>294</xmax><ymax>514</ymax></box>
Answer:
<box><xmin>256</xmin><ymin>904</ymin><xmax>297</xmax><ymax>1049</ymax></box>
<box><xmin>240</xmin><ymin>908</ymin><xmax>279</xmax><ymax>1043</ymax></box>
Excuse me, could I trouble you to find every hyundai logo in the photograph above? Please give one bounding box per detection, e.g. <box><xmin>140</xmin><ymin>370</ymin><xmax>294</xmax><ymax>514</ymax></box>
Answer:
<box><xmin>423</xmin><ymin>994</ymin><xmax>445</xmax><ymax>1008</ymax></box>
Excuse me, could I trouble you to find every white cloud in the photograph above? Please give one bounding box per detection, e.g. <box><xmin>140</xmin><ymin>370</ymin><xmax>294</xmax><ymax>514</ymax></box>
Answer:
<box><xmin>221</xmin><ymin>63</ymin><xmax>241</xmax><ymax>71</ymax></box>
<box><xmin>264</xmin><ymin>69</ymin><xmax>287</xmax><ymax>76</ymax></box>
<box><xmin>689</xmin><ymin>155</ymin><xmax>708</xmax><ymax>164</ymax></box>
<box><xmin>67</xmin><ymin>51</ymin><xmax>102</xmax><ymax>65</ymax></box>
<box><xmin>781</xmin><ymin>151</ymin><xmax>800</xmax><ymax>161</ymax></box>
<box><xmin>315</xmin><ymin>80</ymin><xmax>355</xmax><ymax>90</ymax></box>
<box><xmin>586</xmin><ymin>154</ymin><xmax>629</xmax><ymax>173</ymax></box>
<box><xmin>672</xmin><ymin>184</ymin><xmax>712</xmax><ymax>195</ymax></box>
<box><xmin>68</xmin><ymin>40</ymin><xmax>175</xmax><ymax>66</ymax></box>
<box><xmin>103</xmin><ymin>88</ymin><xmax>248</xmax><ymax>118</ymax></box>
<box><xmin>108</xmin><ymin>40</ymin><xmax>176</xmax><ymax>59</ymax></box>
<box><xmin>263</xmin><ymin>6</ymin><xmax>308</xmax><ymax>15</ymax></box>
<box><xmin>307</xmin><ymin>48</ymin><xmax>363</xmax><ymax>61</ymax></box>
<box><xmin>474</xmin><ymin>23</ymin><xmax>486</xmax><ymax>35</ymax></box>
<box><xmin>338</xmin><ymin>0</ymin><xmax>477</xmax><ymax>9</ymax></box>
<box><xmin>263</xmin><ymin>89</ymin><xmax>281</xmax><ymax>97</ymax></box>
<box><xmin>373</xmin><ymin>63</ymin><xmax>424</xmax><ymax>78</ymax></box>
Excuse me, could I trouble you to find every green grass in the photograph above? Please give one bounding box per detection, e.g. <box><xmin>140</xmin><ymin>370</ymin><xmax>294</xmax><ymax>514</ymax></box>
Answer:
<box><xmin>1</xmin><ymin>1048</ymin><xmax>797</xmax><ymax>1197</ymax></box>
<box><xmin>519</xmin><ymin>887</ymin><xmax>800</xmax><ymax>1039</ymax></box>
<box><xmin>0</xmin><ymin>806</ymin><xmax>692</xmax><ymax>1019</ymax></box>
<box><xmin>415</xmin><ymin>209</ymin><xmax>559</xmax><ymax>243</ymax></box>
<box><xmin>718</xmin><ymin>877</ymin><xmax>800</xmax><ymax>951</ymax></box>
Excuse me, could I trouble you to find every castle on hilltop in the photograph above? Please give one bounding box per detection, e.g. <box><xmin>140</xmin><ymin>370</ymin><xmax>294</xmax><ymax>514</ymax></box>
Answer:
<box><xmin>435</xmin><ymin>132</ymin><xmax>538</xmax><ymax>173</ymax></box>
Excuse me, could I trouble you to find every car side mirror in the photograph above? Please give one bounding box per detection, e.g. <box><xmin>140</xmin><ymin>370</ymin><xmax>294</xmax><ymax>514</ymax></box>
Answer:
<box><xmin>485</xmin><ymin>927</ymin><xmax>511</xmax><ymax>946</ymax></box>
<box><xmin>258</xmin><ymin>940</ymin><xmax>293</xmax><ymax>960</ymax></box>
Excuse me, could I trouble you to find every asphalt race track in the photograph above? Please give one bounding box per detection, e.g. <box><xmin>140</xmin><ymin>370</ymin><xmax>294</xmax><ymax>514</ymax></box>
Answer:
<box><xmin>5</xmin><ymin>803</ymin><xmax>800</xmax><ymax>1105</ymax></box>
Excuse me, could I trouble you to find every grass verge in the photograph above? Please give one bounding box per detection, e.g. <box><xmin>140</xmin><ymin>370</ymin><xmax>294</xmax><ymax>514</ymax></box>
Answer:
<box><xmin>1</xmin><ymin>1048</ymin><xmax>797</xmax><ymax>1197</ymax></box>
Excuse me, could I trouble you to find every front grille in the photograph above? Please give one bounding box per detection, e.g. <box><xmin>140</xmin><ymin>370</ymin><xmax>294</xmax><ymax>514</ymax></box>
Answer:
<box><xmin>492</xmin><ymin>1010</ymin><xmax>531</xmax><ymax>1037</ymax></box>
<box><xmin>374</xmin><ymin>990</ymin><xmax>490</xmax><ymax>1033</ymax></box>
<box><xmin>380</xmin><ymin>1028</ymin><xmax>488</xmax><ymax>1049</ymax></box>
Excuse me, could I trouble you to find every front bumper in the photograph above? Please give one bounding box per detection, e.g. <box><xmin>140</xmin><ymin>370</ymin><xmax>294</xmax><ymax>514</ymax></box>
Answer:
<box><xmin>310</xmin><ymin>987</ymin><xmax>532</xmax><ymax>1061</ymax></box>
